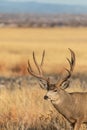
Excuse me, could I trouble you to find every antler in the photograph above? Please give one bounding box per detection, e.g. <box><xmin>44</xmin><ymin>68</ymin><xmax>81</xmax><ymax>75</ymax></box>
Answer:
<box><xmin>27</xmin><ymin>50</ymin><xmax>48</xmax><ymax>82</ymax></box>
<box><xmin>28</xmin><ymin>49</ymin><xmax>75</xmax><ymax>90</ymax></box>
<box><xmin>56</xmin><ymin>48</ymin><xmax>75</xmax><ymax>87</ymax></box>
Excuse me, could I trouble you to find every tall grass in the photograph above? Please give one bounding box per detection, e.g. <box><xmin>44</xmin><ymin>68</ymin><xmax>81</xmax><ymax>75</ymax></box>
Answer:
<box><xmin>0</xmin><ymin>79</ymin><xmax>86</xmax><ymax>130</ymax></box>
<box><xmin>0</xmin><ymin>84</ymin><xmax>66</xmax><ymax>130</ymax></box>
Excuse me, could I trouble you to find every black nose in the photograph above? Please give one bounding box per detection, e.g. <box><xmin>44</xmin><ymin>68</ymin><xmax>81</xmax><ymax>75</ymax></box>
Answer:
<box><xmin>44</xmin><ymin>95</ymin><xmax>48</xmax><ymax>100</ymax></box>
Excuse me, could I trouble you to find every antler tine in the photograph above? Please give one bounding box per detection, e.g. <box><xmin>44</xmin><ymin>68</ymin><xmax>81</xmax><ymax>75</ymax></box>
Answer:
<box><xmin>40</xmin><ymin>50</ymin><xmax>45</xmax><ymax>66</ymax></box>
<box><xmin>33</xmin><ymin>51</ymin><xmax>41</xmax><ymax>75</ymax></box>
<box><xmin>64</xmin><ymin>49</ymin><xmax>75</xmax><ymax>81</ymax></box>
<box><xmin>27</xmin><ymin>59</ymin><xmax>47</xmax><ymax>81</ymax></box>
<box><xmin>33</xmin><ymin>50</ymin><xmax>45</xmax><ymax>76</ymax></box>
<box><xmin>28</xmin><ymin>60</ymin><xmax>33</xmax><ymax>73</ymax></box>
<box><xmin>56</xmin><ymin>49</ymin><xmax>75</xmax><ymax>87</ymax></box>
<box><xmin>68</xmin><ymin>48</ymin><xmax>75</xmax><ymax>72</ymax></box>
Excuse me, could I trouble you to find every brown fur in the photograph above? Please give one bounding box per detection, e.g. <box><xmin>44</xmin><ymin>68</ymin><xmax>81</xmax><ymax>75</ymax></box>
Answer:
<box><xmin>45</xmin><ymin>87</ymin><xmax>87</xmax><ymax>130</ymax></box>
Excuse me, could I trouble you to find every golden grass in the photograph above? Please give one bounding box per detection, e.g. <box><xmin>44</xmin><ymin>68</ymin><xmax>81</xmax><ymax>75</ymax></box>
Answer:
<box><xmin>0</xmin><ymin>28</ymin><xmax>87</xmax><ymax>76</ymax></box>
<box><xmin>0</xmin><ymin>85</ymin><xmax>59</xmax><ymax>130</ymax></box>
<box><xmin>0</xmin><ymin>81</ymin><xmax>86</xmax><ymax>130</ymax></box>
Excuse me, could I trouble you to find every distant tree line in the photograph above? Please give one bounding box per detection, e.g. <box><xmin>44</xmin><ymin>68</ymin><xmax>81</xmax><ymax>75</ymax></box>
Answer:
<box><xmin>0</xmin><ymin>14</ymin><xmax>87</xmax><ymax>27</ymax></box>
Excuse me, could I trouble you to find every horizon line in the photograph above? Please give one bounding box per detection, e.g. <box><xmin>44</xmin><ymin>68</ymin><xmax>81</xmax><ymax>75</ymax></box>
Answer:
<box><xmin>1</xmin><ymin>0</ymin><xmax>87</xmax><ymax>6</ymax></box>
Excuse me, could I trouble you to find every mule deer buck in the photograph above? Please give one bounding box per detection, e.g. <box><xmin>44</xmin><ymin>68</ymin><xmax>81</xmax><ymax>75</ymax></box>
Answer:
<box><xmin>27</xmin><ymin>49</ymin><xmax>87</xmax><ymax>130</ymax></box>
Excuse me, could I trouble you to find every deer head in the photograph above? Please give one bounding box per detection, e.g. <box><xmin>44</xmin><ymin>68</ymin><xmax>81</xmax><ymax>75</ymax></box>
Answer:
<box><xmin>27</xmin><ymin>49</ymin><xmax>75</xmax><ymax>102</ymax></box>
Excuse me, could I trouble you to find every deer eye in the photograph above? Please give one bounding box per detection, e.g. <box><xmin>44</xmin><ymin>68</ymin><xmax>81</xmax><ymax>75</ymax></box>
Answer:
<box><xmin>54</xmin><ymin>89</ymin><xmax>57</xmax><ymax>92</ymax></box>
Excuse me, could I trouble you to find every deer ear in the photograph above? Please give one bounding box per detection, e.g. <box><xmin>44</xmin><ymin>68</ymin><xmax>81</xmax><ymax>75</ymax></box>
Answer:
<box><xmin>61</xmin><ymin>80</ymin><xmax>70</xmax><ymax>89</ymax></box>
<box><xmin>39</xmin><ymin>79</ymin><xmax>48</xmax><ymax>89</ymax></box>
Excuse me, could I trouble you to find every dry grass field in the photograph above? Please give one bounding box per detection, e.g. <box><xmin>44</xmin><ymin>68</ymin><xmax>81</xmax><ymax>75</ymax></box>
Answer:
<box><xmin>0</xmin><ymin>27</ymin><xmax>87</xmax><ymax>130</ymax></box>
<box><xmin>0</xmin><ymin>28</ymin><xmax>87</xmax><ymax>76</ymax></box>
<box><xmin>0</xmin><ymin>78</ymin><xmax>86</xmax><ymax>130</ymax></box>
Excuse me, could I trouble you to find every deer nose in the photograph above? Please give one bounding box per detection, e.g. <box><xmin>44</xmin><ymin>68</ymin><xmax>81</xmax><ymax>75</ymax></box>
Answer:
<box><xmin>44</xmin><ymin>95</ymin><xmax>48</xmax><ymax>100</ymax></box>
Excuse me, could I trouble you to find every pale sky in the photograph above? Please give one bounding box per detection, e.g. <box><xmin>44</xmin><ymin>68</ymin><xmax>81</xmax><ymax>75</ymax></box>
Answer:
<box><xmin>4</xmin><ymin>0</ymin><xmax>87</xmax><ymax>5</ymax></box>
